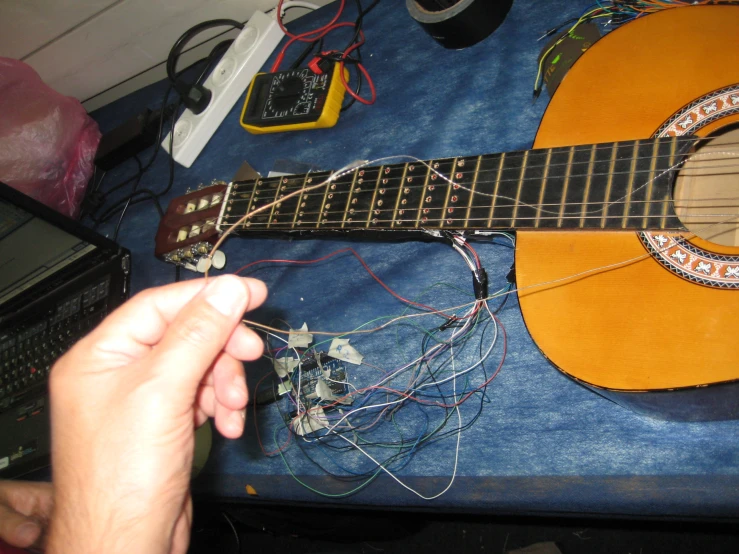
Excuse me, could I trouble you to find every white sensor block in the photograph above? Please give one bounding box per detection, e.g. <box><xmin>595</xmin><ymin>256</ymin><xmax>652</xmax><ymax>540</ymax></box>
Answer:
<box><xmin>163</xmin><ymin>11</ymin><xmax>284</xmax><ymax>168</ymax></box>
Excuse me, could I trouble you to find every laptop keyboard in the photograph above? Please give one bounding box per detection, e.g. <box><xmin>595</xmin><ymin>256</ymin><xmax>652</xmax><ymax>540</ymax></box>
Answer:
<box><xmin>0</xmin><ymin>277</ymin><xmax>111</xmax><ymax>417</ymax></box>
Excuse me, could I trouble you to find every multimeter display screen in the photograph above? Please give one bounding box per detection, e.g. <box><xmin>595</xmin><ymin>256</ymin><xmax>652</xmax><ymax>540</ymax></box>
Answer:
<box><xmin>242</xmin><ymin>68</ymin><xmax>333</xmax><ymax>128</ymax></box>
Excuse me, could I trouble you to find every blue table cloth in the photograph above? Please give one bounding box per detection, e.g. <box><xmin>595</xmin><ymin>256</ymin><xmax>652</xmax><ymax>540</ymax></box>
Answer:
<box><xmin>90</xmin><ymin>0</ymin><xmax>739</xmax><ymax>517</ymax></box>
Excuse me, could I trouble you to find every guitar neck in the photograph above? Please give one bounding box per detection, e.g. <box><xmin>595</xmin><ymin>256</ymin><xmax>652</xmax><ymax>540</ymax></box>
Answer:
<box><xmin>218</xmin><ymin>136</ymin><xmax>693</xmax><ymax>235</ymax></box>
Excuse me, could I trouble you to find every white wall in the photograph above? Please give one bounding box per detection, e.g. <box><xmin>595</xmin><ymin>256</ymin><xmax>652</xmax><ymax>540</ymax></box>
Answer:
<box><xmin>0</xmin><ymin>0</ymin><xmax>332</xmax><ymax>111</ymax></box>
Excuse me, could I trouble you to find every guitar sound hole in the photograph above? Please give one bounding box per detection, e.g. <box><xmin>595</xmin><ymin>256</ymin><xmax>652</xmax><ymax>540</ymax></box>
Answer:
<box><xmin>674</xmin><ymin>126</ymin><xmax>739</xmax><ymax>247</ymax></box>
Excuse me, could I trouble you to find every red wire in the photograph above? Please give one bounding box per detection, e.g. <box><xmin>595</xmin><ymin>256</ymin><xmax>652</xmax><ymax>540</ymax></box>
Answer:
<box><xmin>235</xmin><ymin>247</ymin><xmax>447</xmax><ymax>315</ymax></box>
<box><xmin>271</xmin><ymin>2</ymin><xmax>376</xmax><ymax>104</ymax></box>
<box><xmin>276</xmin><ymin>0</ymin><xmax>346</xmax><ymax>41</ymax></box>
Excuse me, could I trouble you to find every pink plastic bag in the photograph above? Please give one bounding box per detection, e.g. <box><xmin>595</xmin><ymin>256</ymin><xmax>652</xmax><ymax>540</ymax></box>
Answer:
<box><xmin>0</xmin><ymin>58</ymin><xmax>101</xmax><ymax>219</ymax></box>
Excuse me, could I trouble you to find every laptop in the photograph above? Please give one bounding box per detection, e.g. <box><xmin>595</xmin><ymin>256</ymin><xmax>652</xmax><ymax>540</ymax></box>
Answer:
<box><xmin>0</xmin><ymin>182</ymin><xmax>130</xmax><ymax>478</ymax></box>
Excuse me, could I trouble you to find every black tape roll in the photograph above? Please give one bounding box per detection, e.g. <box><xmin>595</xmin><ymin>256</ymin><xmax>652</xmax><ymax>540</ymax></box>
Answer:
<box><xmin>406</xmin><ymin>0</ymin><xmax>513</xmax><ymax>49</ymax></box>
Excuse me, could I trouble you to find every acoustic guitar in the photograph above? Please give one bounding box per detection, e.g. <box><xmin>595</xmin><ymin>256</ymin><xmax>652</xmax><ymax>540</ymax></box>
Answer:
<box><xmin>155</xmin><ymin>6</ymin><xmax>739</xmax><ymax>421</ymax></box>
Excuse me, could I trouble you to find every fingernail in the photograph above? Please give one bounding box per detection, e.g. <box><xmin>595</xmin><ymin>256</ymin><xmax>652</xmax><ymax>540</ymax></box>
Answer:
<box><xmin>233</xmin><ymin>374</ymin><xmax>248</xmax><ymax>403</ymax></box>
<box><xmin>205</xmin><ymin>277</ymin><xmax>245</xmax><ymax>317</ymax></box>
<box><xmin>229</xmin><ymin>409</ymin><xmax>246</xmax><ymax>434</ymax></box>
<box><xmin>16</xmin><ymin>522</ymin><xmax>40</xmax><ymax>546</ymax></box>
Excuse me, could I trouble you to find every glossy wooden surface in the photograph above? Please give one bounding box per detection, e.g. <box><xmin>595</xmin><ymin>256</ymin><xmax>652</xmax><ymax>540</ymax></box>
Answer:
<box><xmin>517</xmin><ymin>5</ymin><xmax>739</xmax><ymax>391</ymax></box>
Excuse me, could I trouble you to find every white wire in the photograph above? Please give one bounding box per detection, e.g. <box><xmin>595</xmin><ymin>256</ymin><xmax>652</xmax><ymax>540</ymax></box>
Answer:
<box><xmin>279</xmin><ymin>1</ymin><xmax>321</xmax><ymax>17</ymax></box>
<box><xmin>263</xmin><ymin>330</ymin><xmax>305</xmax><ymax>412</ymax></box>
<box><xmin>331</xmin><ymin>338</ymin><xmax>462</xmax><ymax>501</ymax></box>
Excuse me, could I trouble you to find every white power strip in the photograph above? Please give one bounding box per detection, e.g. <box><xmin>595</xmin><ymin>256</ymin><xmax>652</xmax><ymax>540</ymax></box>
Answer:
<box><xmin>163</xmin><ymin>11</ymin><xmax>284</xmax><ymax>168</ymax></box>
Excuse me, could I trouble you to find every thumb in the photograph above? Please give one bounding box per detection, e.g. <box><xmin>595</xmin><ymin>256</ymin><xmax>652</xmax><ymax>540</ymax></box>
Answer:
<box><xmin>151</xmin><ymin>275</ymin><xmax>255</xmax><ymax>392</ymax></box>
<box><xmin>0</xmin><ymin>503</ymin><xmax>41</xmax><ymax>549</ymax></box>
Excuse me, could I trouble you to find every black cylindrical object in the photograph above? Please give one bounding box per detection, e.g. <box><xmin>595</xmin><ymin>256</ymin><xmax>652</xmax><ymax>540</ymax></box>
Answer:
<box><xmin>407</xmin><ymin>0</ymin><xmax>513</xmax><ymax>49</ymax></box>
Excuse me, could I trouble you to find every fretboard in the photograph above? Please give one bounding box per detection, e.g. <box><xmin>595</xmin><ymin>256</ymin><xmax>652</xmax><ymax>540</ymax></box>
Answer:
<box><xmin>218</xmin><ymin>136</ymin><xmax>693</xmax><ymax>235</ymax></box>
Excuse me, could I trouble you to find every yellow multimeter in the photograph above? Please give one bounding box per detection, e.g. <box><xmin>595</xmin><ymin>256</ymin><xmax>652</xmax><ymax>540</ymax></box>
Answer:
<box><xmin>240</xmin><ymin>63</ymin><xmax>348</xmax><ymax>134</ymax></box>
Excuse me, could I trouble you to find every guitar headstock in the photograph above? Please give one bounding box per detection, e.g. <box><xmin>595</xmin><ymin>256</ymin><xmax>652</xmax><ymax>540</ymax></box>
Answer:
<box><xmin>155</xmin><ymin>182</ymin><xmax>229</xmax><ymax>272</ymax></box>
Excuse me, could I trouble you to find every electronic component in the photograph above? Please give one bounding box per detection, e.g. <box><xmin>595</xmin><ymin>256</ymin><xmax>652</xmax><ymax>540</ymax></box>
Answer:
<box><xmin>240</xmin><ymin>64</ymin><xmax>348</xmax><ymax>134</ymax></box>
<box><xmin>289</xmin><ymin>352</ymin><xmax>352</xmax><ymax>411</ymax></box>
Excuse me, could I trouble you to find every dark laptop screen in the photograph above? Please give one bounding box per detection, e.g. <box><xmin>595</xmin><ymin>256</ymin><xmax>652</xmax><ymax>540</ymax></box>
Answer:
<box><xmin>0</xmin><ymin>198</ymin><xmax>96</xmax><ymax>305</ymax></box>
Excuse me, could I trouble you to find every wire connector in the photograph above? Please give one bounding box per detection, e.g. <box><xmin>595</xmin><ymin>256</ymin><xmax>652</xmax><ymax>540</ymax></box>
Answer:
<box><xmin>472</xmin><ymin>268</ymin><xmax>488</xmax><ymax>300</ymax></box>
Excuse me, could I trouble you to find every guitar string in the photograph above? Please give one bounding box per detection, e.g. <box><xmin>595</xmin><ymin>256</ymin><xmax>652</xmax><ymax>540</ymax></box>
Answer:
<box><xmin>241</xmin><ymin>214</ymin><xmax>739</xmax><ymax>339</ymax></box>
<box><xmin>218</xmin><ymin>149</ymin><xmax>739</xmax><ymax>225</ymax></box>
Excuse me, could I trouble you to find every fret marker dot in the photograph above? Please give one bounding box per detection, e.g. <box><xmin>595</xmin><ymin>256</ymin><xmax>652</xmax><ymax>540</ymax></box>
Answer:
<box><xmin>428</xmin><ymin>185</ymin><xmax>435</xmax><ymax>191</ymax></box>
<box><xmin>301</xmin><ymin>202</ymin><xmax>306</xmax><ymax>208</ymax></box>
<box><xmin>347</xmin><ymin>218</ymin><xmax>352</xmax><ymax>222</ymax></box>
<box><xmin>307</xmin><ymin>178</ymin><xmax>313</xmax><ymax>183</ymax></box>
<box><xmin>451</xmin><ymin>196</ymin><xmax>457</xmax><ymax>203</ymax></box>
<box><xmin>423</xmin><ymin>208</ymin><xmax>429</xmax><ymax>214</ymax></box>
<box><xmin>325</xmin><ymin>204</ymin><xmax>331</xmax><ymax>210</ymax></box>
<box><xmin>297</xmin><ymin>220</ymin><xmax>302</xmax><ymax>225</ymax></box>
<box><xmin>453</xmin><ymin>184</ymin><xmax>460</xmax><ymax>190</ymax></box>
<box><xmin>358</xmin><ymin>178</ymin><xmax>363</xmax><ymax>184</ymax></box>
<box><xmin>328</xmin><ymin>193</ymin><xmax>333</xmax><ymax>199</ymax></box>
<box><xmin>283</xmin><ymin>178</ymin><xmax>288</xmax><ymax>184</ymax></box>
<box><xmin>431</xmin><ymin>174</ymin><xmax>437</xmax><ymax>181</ymax></box>
<box><xmin>299</xmin><ymin>211</ymin><xmax>304</xmax><ymax>216</ymax></box>
<box><xmin>399</xmin><ymin>209</ymin><xmax>405</xmax><ymax>215</ymax></box>
<box><xmin>458</xmin><ymin>160</ymin><xmax>465</xmax><ymax>167</ymax></box>
<box><xmin>373</xmin><ymin>218</ymin><xmax>378</xmax><ymax>224</ymax></box>
<box><xmin>374</xmin><ymin>209</ymin><xmax>380</xmax><ymax>215</ymax></box>
<box><xmin>352</xmin><ymin>198</ymin><xmax>358</xmax><ymax>204</ymax></box>
<box><xmin>350</xmin><ymin>209</ymin><xmax>355</xmax><ymax>215</ymax></box>
<box><xmin>422</xmin><ymin>216</ymin><xmax>428</xmax><ymax>223</ymax></box>
<box><xmin>425</xmin><ymin>196</ymin><xmax>432</xmax><ymax>203</ymax></box>
<box><xmin>404</xmin><ymin>188</ymin><xmax>410</xmax><ymax>194</ymax></box>
<box><xmin>409</xmin><ymin>165</ymin><xmax>415</xmax><ymax>171</ymax></box>
<box><xmin>377</xmin><ymin>200</ymin><xmax>383</xmax><ymax>206</ymax></box>
<box><xmin>384</xmin><ymin>168</ymin><xmax>390</xmax><ymax>174</ymax></box>
<box><xmin>382</xmin><ymin>179</ymin><xmax>388</xmax><ymax>184</ymax></box>
<box><xmin>255</xmin><ymin>190</ymin><xmax>260</xmax><ymax>195</ymax></box>
<box><xmin>380</xmin><ymin>189</ymin><xmax>385</xmax><ymax>195</ymax></box>
<box><xmin>433</xmin><ymin>163</ymin><xmax>439</xmax><ymax>169</ymax></box>
<box><xmin>448</xmin><ymin>208</ymin><xmax>454</xmax><ymax>214</ymax></box>
<box><xmin>330</xmin><ymin>184</ymin><xmax>336</xmax><ymax>190</ymax></box>
<box><xmin>401</xmin><ymin>199</ymin><xmax>407</xmax><ymax>205</ymax></box>
<box><xmin>246</xmin><ymin>221</ymin><xmax>252</xmax><ymax>227</ymax></box>
<box><xmin>455</xmin><ymin>173</ymin><xmax>462</xmax><ymax>179</ymax></box>
<box><xmin>407</xmin><ymin>177</ymin><xmax>413</xmax><ymax>183</ymax></box>
<box><xmin>447</xmin><ymin>219</ymin><xmax>452</xmax><ymax>224</ymax></box>
<box><xmin>322</xmin><ymin>219</ymin><xmax>327</xmax><ymax>224</ymax></box>
<box><xmin>359</xmin><ymin>170</ymin><xmax>364</xmax><ymax>176</ymax></box>
<box><xmin>257</xmin><ymin>181</ymin><xmax>262</xmax><ymax>185</ymax></box>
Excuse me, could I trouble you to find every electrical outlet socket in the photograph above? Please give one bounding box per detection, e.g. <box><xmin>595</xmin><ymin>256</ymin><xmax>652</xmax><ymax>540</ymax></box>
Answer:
<box><xmin>163</xmin><ymin>11</ymin><xmax>284</xmax><ymax>168</ymax></box>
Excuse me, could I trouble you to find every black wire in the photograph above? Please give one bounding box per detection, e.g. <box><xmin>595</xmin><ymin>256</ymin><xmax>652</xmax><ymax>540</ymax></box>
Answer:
<box><xmin>112</xmin><ymin>156</ymin><xmax>144</xmax><ymax>241</ymax></box>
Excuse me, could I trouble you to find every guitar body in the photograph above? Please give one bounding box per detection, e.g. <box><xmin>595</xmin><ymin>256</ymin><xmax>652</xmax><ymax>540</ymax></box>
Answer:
<box><xmin>517</xmin><ymin>5</ymin><xmax>739</xmax><ymax>419</ymax></box>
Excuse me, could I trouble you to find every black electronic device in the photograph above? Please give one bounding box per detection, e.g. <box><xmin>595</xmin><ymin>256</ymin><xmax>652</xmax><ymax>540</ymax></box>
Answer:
<box><xmin>240</xmin><ymin>65</ymin><xmax>348</xmax><ymax>134</ymax></box>
<box><xmin>0</xmin><ymin>182</ymin><xmax>130</xmax><ymax>479</ymax></box>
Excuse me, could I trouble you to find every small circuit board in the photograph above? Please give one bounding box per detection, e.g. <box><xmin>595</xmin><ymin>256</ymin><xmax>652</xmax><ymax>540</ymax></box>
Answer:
<box><xmin>290</xmin><ymin>352</ymin><xmax>352</xmax><ymax>411</ymax></box>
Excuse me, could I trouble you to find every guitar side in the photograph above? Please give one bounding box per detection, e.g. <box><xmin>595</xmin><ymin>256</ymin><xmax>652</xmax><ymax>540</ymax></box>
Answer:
<box><xmin>517</xmin><ymin>5</ymin><xmax>739</xmax><ymax>419</ymax></box>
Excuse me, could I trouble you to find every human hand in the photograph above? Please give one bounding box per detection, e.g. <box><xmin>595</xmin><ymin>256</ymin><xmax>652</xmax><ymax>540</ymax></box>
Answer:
<box><xmin>47</xmin><ymin>276</ymin><xmax>267</xmax><ymax>554</ymax></box>
<box><xmin>0</xmin><ymin>480</ymin><xmax>53</xmax><ymax>553</ymax></box>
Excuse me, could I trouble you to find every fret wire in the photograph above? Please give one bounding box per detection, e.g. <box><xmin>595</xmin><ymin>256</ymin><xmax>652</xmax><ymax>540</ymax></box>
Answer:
<box><xmin>663</xmin><ymin>136</ymin><xmax>679</xmax><ymax>229</ymax></box>
<box><xmin>535</xmin><ymin>149</ymin><xmax>552</xmax><ymax>228</ymax></box>
<box><xmin>440</xmin><ymin>158</ymin><xmax>458</xmax><ymax>229</ymax></box>
<box><xmin>557</xmin><ymin>147</ymin><xmax>575</xmax><ymax>228</ymax></box>
<box><xmin>267</xmin><ymin>177</ymin><xmax>285</xmax><ymax>229</ymax></box>
<box><xmin>292</xmin><ymin>173</ymin><xmax>311</xmax><ymax>227</ymax></box>
<box><xmin>601</xmin><ymin>142</ymin><xmax>619</xmax><ymax>229</ymax></box>
<box><xmin>243</xmin><ymin>180</ymin><xmax>259</xmax><ymax>229</ymax></box>
<box><xmin>415</xmin><ymin>161</ymin><xmax>433</xmax><ymax>228</ymax></box>
<box><xmin>366</xmin><ymin>166</ymin><xmax>384</xmax><ymax>227</ymax></box>
<box><xmin>620</xmin><ymin>140</ymin><xmax>640</xmax><ymax>229</ymax></box>
<box><xmin>642</xmin><ymin>139</ymin><xmax>660</xmax><ymax>229</ymax></box>
<box><xmin>391</xmin><ymin>163</ymin><xmax>409</xmax><ymax>229</ymax></box>
<box><xmin>315</xmin><ymin>171</ymin><xmax>334</xmax><ymax>228</ymax></box>
<box><xmin>579</xmin><ymin>145</ymin><xmax>597</xmax><ymax>228</ymax></box>
<box><xmin>341</xmin><ymin>169</ymin><xmax>360</xmax><ymax>228</ymax></box>
<box><xmin>511</xmin><ymin>151</ymin><xmax>529</xmax><ymax>227</ymax></box>
<box><xmin>465</xmin><ymin>155</ymin><xmax>483</xmax><ymax>227</ymax></box>
<box><xmin>488</xmin><ymin>153</ymin><xmax>506</xmax><ymax>228</ymax></box>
